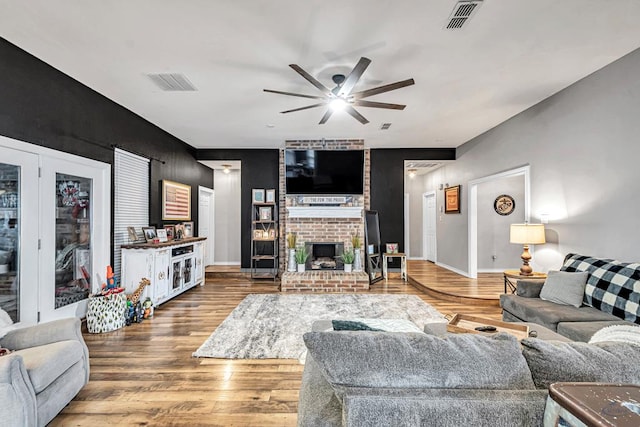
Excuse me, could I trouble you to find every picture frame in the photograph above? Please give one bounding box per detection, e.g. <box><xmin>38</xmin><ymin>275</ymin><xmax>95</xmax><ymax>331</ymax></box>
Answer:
<box><xmin>174</xmin><ymin>224</ymin><xmax>185</xmax><ymax>240</ymax></box>
<box><xmin>254</xmin><ymin>229</ymin><xmax>263</xmax><ymax>239</ymax></box>
<box><xmin>164</xmin><ymin>225</ymin><xmax>175</xmax><ymax>240</ymax></box>
<box><xmin>269</xmin><ymin>229</ymin><xmax>276</xmax><ymax>239</ymax></box>
<box><xmin>262</xmin><ymin>230</ymin><xmax>269</xmax><ymax>239</ymax></box>
<box><xmin>183</xmin><ymin>221</ymin><xmax>194</xmax><ymax>238</ymax></box>
<box><xmin>142</xmin><ymin>227</ymin><xmax>157</xmax><ymax>243</ymax></box>
<box><xmin>385</xmin><ymin>243</ymin><xmax>399</xmax><ymax>254</ymax></box>
<box><xmin>127</xmin><ymin>226</ymin><xmax>141</xmax><ymax>243</ymax></box>
<box><xmin>444</xmin><ymin>185</ymin><xmax>461</xmax><ymax>214</ymax></box>
<box><xmin>162</xmin><ymin>180</ymin><xmax>191</xmax><ymax>221</ymax></box>
<box><xmin>156</xmin><ymin>228</ymin><xmax>168</xmax><ymax>243</ymax></box>
<box><xmin>266</xmin><ymin>189</ymin><xmax>276</xmax><ymax>203</ymax></box>
<box><xmin>259</xmin><ymin>206</ymin><xmax>272</xmax><ymax>221</ymax></box>
<box><xmin>252</xmin><ymin>188</ymin><xmax>265</xmax><ymax>203</ymax></box>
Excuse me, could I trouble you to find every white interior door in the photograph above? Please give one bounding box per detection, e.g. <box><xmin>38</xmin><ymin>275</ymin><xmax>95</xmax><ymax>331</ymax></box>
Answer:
<box><xmin>0</xmin><ymin>145</ymin><xmax>39</xmax><ymax>326</ymax></box>
<box><xmin>423</xmin><ymin>192</ymin><xmax>437</xmax><ymax>262</ymax></box>
<box><xmin>39</xmin><ymin>156</ymin><xmax>110</xmax><ymax>322</ymax></box>
<box><xmin>198</xmin><ymin>186</ymin><xmax>215</xmax><ymax>266</ymax></box>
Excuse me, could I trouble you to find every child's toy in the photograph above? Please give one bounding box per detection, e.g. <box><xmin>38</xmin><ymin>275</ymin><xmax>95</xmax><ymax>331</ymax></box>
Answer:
<box><xmin>105</xmin><ymin>265</ymin><xmax>117</xmax><ymax>289</ymax></box>
<box><xmin>143</xmin><ymin>297</ymin><xmax>153</xmax><ymax>319</ymax></box>
<box><xmin>126</xmin><ymin>278</ymin><xmax>150</xmax><ymax>305</ymax></box>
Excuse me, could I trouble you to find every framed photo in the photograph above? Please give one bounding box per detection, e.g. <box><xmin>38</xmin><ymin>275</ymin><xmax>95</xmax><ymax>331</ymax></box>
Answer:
<box><xmin>262</xmin><ymin>230</ymin><xmax>269</xmax><ymax>239</ymax></box>
<box><xmin>266</xmin><ymin>189</ymin><xmax>276</xmax><ymax>203</ymax></box>
<box><xmin>252</xmin><ymin>188</ymin><xmax>265</xmax><ymax>203</ymax></box>
<box><xmin>174</xmin><ymin>224</ymin><xmax>185</xmax><ymax>240</ymax></box>
<box><xmin>156</xmin><ymin>228</ymin><xmax>168</xmax><ymax>243</ymax></box>
<box><xmin>142</xmin><ymin>227</ymin><xmax>157</xmax><ymax>243</ymax></box>
<box><xmin>259</xmin><ymin>206</ymin><xmax>272</xmax><ymax>221</ymax></box>
<box><xmin>183</xmin><ymin>221</ymin><xmax>194</xmax><ymax>238</ymax></box>
<box><xmin>269</xmin><ymin>229</ymin><xmax>276</xmax><ymax>239</ymax></box>
<box><xmin>386</xmin><ymin>243</ymin><xmax>399</xmax><ymax>254</ymax></box>
<box><xmin>164</xmin><ymin>225</ymin><xmax>175</xmax><ymax>240</ymax></box>
<box><xmin>444</xmin><ymin>185</ymin><xmax>461</xmax><ymax>214</ymax></box>
<box><xmin>254</xmin><ymin>229</ymin><xmax>263</xmax><ymax>239</ymax></box>
<box><xmin>127</xmin><ymin>226</ymin><xmax>141</xmax><ymax>243</ymax></box>
<box><xmin>162</xmin><ymin>180</ymin><xmax>191</xmax><ymax>221</ymax></box>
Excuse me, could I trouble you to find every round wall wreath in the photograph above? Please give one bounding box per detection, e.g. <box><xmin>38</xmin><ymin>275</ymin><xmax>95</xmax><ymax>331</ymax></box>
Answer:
<box><xmin>494</xmin><ymin>194</ymin><xmax>515</xmax><ymax>216</ymax></box>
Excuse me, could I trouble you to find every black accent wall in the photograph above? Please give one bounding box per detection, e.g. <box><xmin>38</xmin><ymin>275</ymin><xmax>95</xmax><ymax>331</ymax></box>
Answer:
<box><xmin>196</xmin><ymin>149</ymin><xmax>280</xmax><ymax>268</ymax></box>
<box><xmin>370</xmin><ymin>148</ymin><xmax>455</xmax><ymax>259</ymax></box>
<box><xmin>0</xmin><ymin>38</ymin><xmax>213</xmax><ymax>262</ymax></box>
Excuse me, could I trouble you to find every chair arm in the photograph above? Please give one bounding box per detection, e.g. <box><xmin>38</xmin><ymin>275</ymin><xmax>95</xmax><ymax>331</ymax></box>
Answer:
<box><xmin>516</xmin><ymin>280</ymin><xmax>545</xmax><ymax>298</ymax></box>
<box><xmin>0</xmin><ymin>317</ymin><xmax>84</xmax><ymax>351</ymax></box>
<box><xmin>0</xmin><ymin>354</ymin><xmax>37</xmax><ymax>427</ymax></box>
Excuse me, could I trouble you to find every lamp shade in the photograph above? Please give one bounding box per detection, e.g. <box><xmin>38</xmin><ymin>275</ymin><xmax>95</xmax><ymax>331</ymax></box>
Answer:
<box><xmin>510</xmin><ymin>223</ymin><xmax>546</xmax><ymax>245</ymax></box>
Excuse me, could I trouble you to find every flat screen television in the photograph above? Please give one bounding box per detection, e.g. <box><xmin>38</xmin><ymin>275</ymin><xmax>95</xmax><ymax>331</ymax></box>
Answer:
<box><xmin>285</xmin><ymin>149</ymin><xmax>364</xmax><ymax>195</ymax></box>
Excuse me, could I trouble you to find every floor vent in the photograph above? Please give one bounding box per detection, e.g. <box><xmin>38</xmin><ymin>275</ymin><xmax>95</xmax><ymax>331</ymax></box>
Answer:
<box><xmin>380</xmin><ymin>123</ymin><xmax>392</xmax><ymax>130</ymax></box>
<box><xmin>445</xmin><ymin>0</ymin><xmax>483</xmax><ymax>30</ymax></box>
<box><xmin>147</xmin><ymin>73</ymin><xmax>197</xmax><ymax>91</ymax></box>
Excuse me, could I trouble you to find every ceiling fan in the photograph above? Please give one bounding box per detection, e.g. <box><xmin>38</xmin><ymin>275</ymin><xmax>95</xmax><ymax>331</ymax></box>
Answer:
<box><xmin>264</xmin><ymin>57</ymin><xmax>415</xmax><ymax>125</ymax></box>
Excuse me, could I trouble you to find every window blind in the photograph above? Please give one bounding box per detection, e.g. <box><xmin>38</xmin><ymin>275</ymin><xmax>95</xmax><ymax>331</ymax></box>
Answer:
<box><xmin>113</xmin><ymin>148</ymin><xmax>149</xmax><ymax>281</ymax></box>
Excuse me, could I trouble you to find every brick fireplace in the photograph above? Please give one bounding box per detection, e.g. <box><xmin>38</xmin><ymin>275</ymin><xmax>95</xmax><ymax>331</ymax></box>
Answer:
<box><xmin>279</xmin><ymin>139</ymin><xmax>370</xmax><ymax>292</ymax></box>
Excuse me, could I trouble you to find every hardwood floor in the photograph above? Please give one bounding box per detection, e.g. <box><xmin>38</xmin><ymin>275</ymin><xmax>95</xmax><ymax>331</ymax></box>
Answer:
<box><xmin>53</xmin><ymin>264</ymin><xmax>503</xmax><ymax>426</ymax></box>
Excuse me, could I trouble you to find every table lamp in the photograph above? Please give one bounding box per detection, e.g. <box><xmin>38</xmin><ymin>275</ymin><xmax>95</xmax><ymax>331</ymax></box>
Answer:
<box><xmin>510</xmin><ymin>223</ymin><xmax>546</xmax><ymax>276</ymax></box>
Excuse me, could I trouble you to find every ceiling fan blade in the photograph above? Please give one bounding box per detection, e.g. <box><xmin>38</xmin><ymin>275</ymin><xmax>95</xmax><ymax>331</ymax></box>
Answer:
<box><xmin>280</xmin><ymin>103</ymin><xmax>325</xmax><ymax>114</ymax></box>
<box><xmin>351</xmin><ymin>78</ymin><xmax>415</xmax><ymax>99</ymax></box>
<box><xmin>318</xmin><ymin>109</ymin><xmax>333</xmax><ymax>124</ymax></box>
<box><xmin>338</xmin><ymin>57</ymin><xmax>371</xmax><ymax>97</ymax></box>
<box><xmin>263</xmin><ymin>89</ymin><xmax>326</xmax><ymax>100</ymax></box>
<box><xmin>344</xmin><ymin>105</ymin><xmax>369</xmax><ymax>124</ymax></box>
<box><xmin>289</xmin><ymin>64</ymin><xmax>332</xmax><ymax>96</ymax></box>
<box><xmin>352</xmin><ymin>100</ymin><xmax>406</xmax><ymax>110</ymax></box>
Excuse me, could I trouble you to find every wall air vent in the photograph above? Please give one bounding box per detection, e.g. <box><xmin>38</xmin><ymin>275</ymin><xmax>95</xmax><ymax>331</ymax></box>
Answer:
<box><xmin>445</xmin><ymin>0</ymin><xmax>483</xmax><ymax>30</ymax></box>
<box><xmin>380</xmin><ymin>123</ymin><xmax>392</xmax><ymax>130</ymax></box>
<box><xmin>147</xmin><ymin>73</ymin><xmax>197</xmax><ymax>91</ymax></box>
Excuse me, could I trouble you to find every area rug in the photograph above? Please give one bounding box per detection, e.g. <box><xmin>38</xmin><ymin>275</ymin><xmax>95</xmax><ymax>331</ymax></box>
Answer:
<box><xmin>192</xmin><ymin>293</ymin><xmax>445</xmax><ymax>359</ymax></box>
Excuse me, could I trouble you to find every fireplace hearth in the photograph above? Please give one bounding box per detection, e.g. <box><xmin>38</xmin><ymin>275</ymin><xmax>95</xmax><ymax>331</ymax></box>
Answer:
<box><xmin>305</xmin><ymin>242</ymin><xmax>344</xmax><ymax>270</ymax></box>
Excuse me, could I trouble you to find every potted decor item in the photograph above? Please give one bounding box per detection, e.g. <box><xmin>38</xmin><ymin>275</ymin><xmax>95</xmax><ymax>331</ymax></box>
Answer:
<box><xmin>287</xmin><ymin>233</ymin><xmax>297</xmax><ymax>272</ymax></box>
<box><xmin>341</xmin><ymin>250</ymin><xmax>355</xmax><ymax>273</ymax></box>
<box><xmin>351</xmin><ymin>233</ymin><xmax>362</xmax><ymax>272</ymax></box>
<box><xmin>295</xmin><ymin>247</ymin><xmax>309</xmax><ymax>273</ymax></box>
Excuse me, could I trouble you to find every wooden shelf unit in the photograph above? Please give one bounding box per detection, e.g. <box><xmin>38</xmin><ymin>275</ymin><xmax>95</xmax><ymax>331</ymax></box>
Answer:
<box><xmin>250</xmin><ymin>194</ymin><xmax>278</xmax><ymax>280</ymax></box>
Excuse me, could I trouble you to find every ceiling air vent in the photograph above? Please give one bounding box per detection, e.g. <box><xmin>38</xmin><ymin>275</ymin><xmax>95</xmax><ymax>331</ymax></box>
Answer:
<box><xmin>445</xmin><ymin>0</ymin><xmax>483</xmax><ymax>30</ymax></box>
<box><xmin>380</xmin><ymin>123</ymin><xmax>392</xmax><ymax>130</ymax></box>
<box><xmin>147</xmin><ymin>73</ymin><xmax>197</xmax><ymax>91</ymax></box>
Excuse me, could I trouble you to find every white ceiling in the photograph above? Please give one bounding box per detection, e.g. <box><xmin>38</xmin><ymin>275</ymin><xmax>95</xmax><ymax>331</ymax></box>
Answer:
<box><xmin>2</xmin><ymin>1</ymin><xmax>640</xmax><ymax>150</ymax></box>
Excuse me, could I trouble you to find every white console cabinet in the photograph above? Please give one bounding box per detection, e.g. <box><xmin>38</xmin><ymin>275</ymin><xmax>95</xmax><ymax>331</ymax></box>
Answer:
<box><xmin>121</xmin><ymin>237</ymin><xmax>206</xmax><ymax>307</ymax></box>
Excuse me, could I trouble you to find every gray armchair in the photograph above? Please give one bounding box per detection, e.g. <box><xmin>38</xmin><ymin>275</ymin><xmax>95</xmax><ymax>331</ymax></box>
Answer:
<box><xmin>0</xmin><ymin>317</ymin><xmax>90</xmax><ymax>426</ymax></box>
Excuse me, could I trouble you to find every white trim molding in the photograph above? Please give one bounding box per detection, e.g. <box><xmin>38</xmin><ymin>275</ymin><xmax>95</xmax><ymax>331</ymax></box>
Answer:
<box><xmin>286</xmin><ymin>206</ymin><xmax>363</xmax><ymax>218</ymax></box>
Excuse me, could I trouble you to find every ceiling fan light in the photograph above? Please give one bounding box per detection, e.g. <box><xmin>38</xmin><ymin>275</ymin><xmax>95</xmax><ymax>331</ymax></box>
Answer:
<box><xmin>330</xmin><ymin>98</ymin><xmax>347</xmax><ymax>111</ymax></box>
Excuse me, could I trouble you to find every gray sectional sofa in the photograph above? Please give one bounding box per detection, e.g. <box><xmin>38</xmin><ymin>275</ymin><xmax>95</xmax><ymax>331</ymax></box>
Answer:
<box><xmin>297</xmin><ymin>330</ymin><xmax>640</xmax><ymax>427</ymax></box>
<box><xmin>501</xmin><ymin>253</ymin><xmax>639</xmax><ymax>341</ymax></box>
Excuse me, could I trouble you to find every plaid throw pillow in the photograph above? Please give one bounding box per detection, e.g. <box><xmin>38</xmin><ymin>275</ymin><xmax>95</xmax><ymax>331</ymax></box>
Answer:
<box><xmin>561</xmin><ymin>253</ymin><xmax>640</xmax><ymax>324</ymax></box>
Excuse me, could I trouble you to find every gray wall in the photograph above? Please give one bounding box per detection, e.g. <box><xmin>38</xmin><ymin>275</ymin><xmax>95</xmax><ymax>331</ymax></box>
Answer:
<box><xmin>477</xmin><ymin>175</ymin><xmax>524</xmax><ymax>271</ymax></box>
<box><xmin>422</xmin><ymin>46</ymin><xmax>640</xmax><ymax>274</ymax></box>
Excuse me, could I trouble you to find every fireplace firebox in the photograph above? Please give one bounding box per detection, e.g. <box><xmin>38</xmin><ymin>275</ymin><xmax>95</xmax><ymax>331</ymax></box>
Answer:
<box><xmin>305</xmin><ymin>242</ymin><xmax>345</xmax><ymax>270</ymax></box>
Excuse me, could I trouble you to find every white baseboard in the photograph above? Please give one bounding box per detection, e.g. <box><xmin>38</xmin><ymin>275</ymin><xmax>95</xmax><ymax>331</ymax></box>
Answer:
<box><xmin>436</xmin><ymin>262</ymin><xmax>472</xmax><ymax>278</ymax></box>
<box><xmin>478</xmin><ymin>268</ymin><xmax>507</xmax><ymax>273</ymax></box>
<box><xmin>212</xmin><ymin>262</ymin><xmax>241</xmax><ymax>266</ymax></box>
<box><xmin>407</xmin><ymin>257</ymin><xmax>423</xmax><ymax>260</ymax></box>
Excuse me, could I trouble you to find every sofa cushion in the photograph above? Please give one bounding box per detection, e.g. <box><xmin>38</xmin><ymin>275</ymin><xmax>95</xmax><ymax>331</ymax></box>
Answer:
<box><xmin>303</xmin><ymin>331</ymin><xmax>535</xmax><ymax>399</ymax></box>
<box><xmin>561</xmin><ymin>253</ymin><xmax>640</xmax><ymax>324</ymax></box>
<box><xmin>521</xmin><ymin>338</ymin><xmax>640</xmax><ymax>389</ymax></box>
<box><xmin>539</xmin><ymin>271</ymin><xmax>588</xmax><ymax>308</ymax></box>
<box><xmin>14</xmin><ymin>340</ymin><xmax>84</xmax><ymax>393</ymax></box>
<box><xmin>500</xmin><ymin>294</ymin><xmax>620</xmax><ymax>331</ymax></box>
<box><xmin>557</xmin><ymin>320</ymin><xmax>634</xmax><ymax>342</ymax></box>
